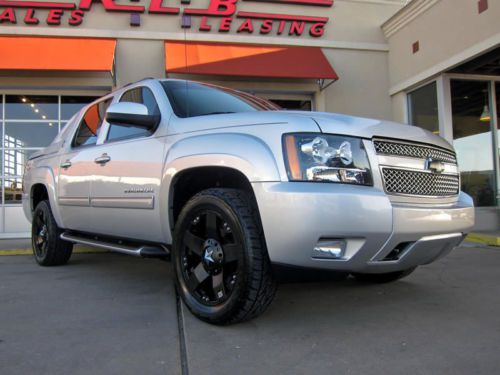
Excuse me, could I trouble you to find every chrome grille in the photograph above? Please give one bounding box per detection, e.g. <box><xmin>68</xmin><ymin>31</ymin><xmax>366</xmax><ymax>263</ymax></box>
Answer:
<box><xmin>374</xmin><ymin>140</ymin><xmax>457</xmax><ymax>164</ymax></box>
<box><xmin>382</xmin><ymin>168</ymin><xmax>459</xmax><ymax>197</ymax></box>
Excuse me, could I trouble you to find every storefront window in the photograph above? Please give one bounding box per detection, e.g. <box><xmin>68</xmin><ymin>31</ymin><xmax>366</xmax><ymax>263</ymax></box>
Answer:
<box><xmin>268</xmin><ymin>99</ymin><xmax>312</xmax><ymax>111</ymax></box>
<box><xmin>5</xmin><ymin>123</ymin><xmax>58</xmax><ymax>148</ymax></box>
<box><xmin>6</xmin><ymin>95</ymin><xmax>58</xmax><ymax>120</ymax></box>
<box><xmin>4</xmin><ymin>177</ymin><xmax>23</xmax><ymax>204</ymax></box>
<box><xmin>407</xmin><ymin>82</ymin><xmax>439</xmax><ymax>135</ymax></box>
<box><xmin>1</xmin><ymin>94</ymin><xmax>99</xmax><ymax>206</ymax></box>
<box><xmin>451</xmin><ymin>80</ymin><xmax>496</xmax><ymax>207</ymax></box>
<box><xmin>61</xmin><ymin>96</ymin><xmax>98</xmax><ymax>120</ymax></box>
<box><xmin>496</xmin><ymin>82</ymin><xmax>500</xmax><ymax>187</ymax></box>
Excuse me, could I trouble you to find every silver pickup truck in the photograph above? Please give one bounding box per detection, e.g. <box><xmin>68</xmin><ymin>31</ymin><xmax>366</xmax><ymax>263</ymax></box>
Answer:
<box><xmin>22</xmin><ymin>78</ymin><xmax>475</xmax><ymax>324</ymax></box>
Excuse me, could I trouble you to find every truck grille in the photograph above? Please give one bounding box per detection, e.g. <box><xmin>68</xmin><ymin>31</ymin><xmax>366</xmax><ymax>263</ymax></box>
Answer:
<box><xmin>382</xmin><ymin>168</ymin><xmax>459</xmax><ymax>197</ymax></box>
<box><xmin>374</xmin><ymin>140</ymin><xmax>457</xmax><ymax>164</ymax></box>
<box><xmin>374</xmin><ymin>139</ymin><xmax>460</xmax><ymax>198</ymax></box>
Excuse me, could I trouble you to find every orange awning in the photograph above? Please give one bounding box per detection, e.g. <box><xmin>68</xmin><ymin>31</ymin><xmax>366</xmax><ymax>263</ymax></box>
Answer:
<box><xmin>0</xmin><ymin>37</ymin><xmax>116</xmax><ymax>72</ymax></box>
<box><xmin>165</xmin><ymin>42</ymin><xmax>338</xmax><ymax>80</ymax></box>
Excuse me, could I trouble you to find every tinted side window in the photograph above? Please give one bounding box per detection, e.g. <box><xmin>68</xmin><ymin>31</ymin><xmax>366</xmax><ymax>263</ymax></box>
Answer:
<box><xmin>107</xmin><ymin>87</ymin><xmax>160</xmax><ymax>142</ymax></box>
<box><xmin>73</xmin><ymin>99</ymin><xmax>111</xmax><ymax>147</ymax></box>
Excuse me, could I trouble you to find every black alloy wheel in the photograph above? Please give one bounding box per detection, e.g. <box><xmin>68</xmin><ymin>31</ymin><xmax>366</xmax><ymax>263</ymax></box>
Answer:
<box><xmin>173</xmin><ymin>188</ymin><xmax>276</xmax><ymax>325</ymax></box>
<box><xmin>32</xmin><ymin>206</ymin><xmax>49</xmax><ymax>260</ymax></box>
<box><xmin>31</xmin><ymin>200</ymin><xmax>73</xmax><ymax>266</ymax></box>
<box><xmin>181</xmin><ymin>209</ymin><xmax>241</xmax><ymax>306</ymax></box>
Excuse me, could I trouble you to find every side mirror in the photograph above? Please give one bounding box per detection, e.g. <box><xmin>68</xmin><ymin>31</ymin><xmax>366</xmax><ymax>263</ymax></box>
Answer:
<box><xmin>105</xmin><ymin>102</ymin><xmax>159</xmax><ymax>130</ymax></box>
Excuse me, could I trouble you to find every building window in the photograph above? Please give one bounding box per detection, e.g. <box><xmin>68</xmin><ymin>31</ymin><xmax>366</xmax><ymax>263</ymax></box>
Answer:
<box><xmin>267</xmin><ymin>99</ymin><xmax>312</xmax><ymax>111</ymax></box>
<box><xmin>1</xmin><ymin>94</ymin><xmax>99</xmax><ymax>206</ymax></box>
<box><xmin>451</xmin><ymin>80</ymin><xmax>496</xmax><ymax>207</ymax></box>
<box><xmin>407</xmin><ymin>82</ymin><xmax>439</xmax><ymax>135</ymax></box>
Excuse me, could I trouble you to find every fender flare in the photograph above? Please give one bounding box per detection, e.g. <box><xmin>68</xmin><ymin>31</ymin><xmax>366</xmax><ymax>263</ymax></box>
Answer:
<box><xmin>159</xmin><ymin>133</ymin><xmax>281</xmax><ymax>242</ymax></box>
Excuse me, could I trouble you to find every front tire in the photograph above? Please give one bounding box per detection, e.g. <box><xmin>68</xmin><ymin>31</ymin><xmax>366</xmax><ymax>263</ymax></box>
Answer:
<box><xmin>173</xmin><ymin>188</ymin><xmax>277</xmax><ymax>325</ymax></box>
<box><xmin>31</xmin><ymin>200</ymin><xmax>73</xmax><ymax>266</ymax></box>
<box><xmin>351</xmin><ymin>267</ymin><xmax>417</xmax><ymax>283</ymax></box>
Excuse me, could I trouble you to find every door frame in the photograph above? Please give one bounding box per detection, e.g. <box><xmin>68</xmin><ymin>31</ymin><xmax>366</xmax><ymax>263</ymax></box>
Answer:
<box><xmin>406</xmin><ymin>73</ymin><xmax>500</xmax><ymax>207</ymax></box>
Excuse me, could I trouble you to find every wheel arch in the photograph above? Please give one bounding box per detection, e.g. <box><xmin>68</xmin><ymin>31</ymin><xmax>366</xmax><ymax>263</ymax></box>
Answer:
<box><xmin>167</xmin><ymin>166</ymin><xmax>260</xmax><ymax>235</ymax></box>
<box><xmin>159</xmin><ymin>133</ymin><xmax>281</xmax><ymax>243</ymax></box>
<box><xmin>31</xmin><ymin>183</ymin><xmax>49</xmax><ymax>212</ymax></box>
<box><xmin>28</xmin><ymin>167</ymin><xmax>63</xmax><ymax>227</ymax></box>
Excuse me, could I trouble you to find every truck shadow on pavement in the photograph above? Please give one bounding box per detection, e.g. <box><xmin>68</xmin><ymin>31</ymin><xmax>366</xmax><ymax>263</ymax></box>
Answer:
<box><xmin>64</xmin><ymin>252</ymin><xmax>438</xmax><ymax>324</ymax></box>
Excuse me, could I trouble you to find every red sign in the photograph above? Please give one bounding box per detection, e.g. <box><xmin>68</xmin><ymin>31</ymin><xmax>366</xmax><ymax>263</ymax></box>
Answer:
<box><xmin>0</xmin><ymin>0</ymin><xmax>332</xmax><ymax>37</ymax></box>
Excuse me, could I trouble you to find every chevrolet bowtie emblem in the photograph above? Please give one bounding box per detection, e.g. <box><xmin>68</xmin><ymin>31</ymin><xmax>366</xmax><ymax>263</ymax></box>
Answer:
<box><xmin>425</xmin><ymin>158</ymin><xmax>445</xmax><ymax>174</ymax></box>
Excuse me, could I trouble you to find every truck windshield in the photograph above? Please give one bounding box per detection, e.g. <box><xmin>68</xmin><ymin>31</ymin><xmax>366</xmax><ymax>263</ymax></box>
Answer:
<box><xmin>161</xmin><ymin>80</ymin><xmax>279</xmax><ymax>118</ymax></box>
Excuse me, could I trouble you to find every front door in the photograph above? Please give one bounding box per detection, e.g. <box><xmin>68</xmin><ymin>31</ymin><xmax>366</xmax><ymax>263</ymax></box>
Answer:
<box><xmin>89</xmin><ymin>86</ymin><xmax>165</xmax><ymax>242</ymax></box>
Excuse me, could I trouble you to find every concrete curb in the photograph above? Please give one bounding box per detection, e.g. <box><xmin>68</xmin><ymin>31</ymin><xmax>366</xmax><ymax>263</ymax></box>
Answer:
<box><xmin>0</xmin><ymin>247</ymin><xmax>108</xmax><ymax>256</ymax></box>
<box><xmin>466</xmin><ymin>233</ymin><xmax>500</xmax><ymax>247</ymax></box>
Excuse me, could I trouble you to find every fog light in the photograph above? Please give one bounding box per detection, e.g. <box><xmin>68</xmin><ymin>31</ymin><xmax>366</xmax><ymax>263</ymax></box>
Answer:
<box><xmin>312</xmin><ymin>240</ymin><xmax>346</xmax><ymax>259</ymax></box>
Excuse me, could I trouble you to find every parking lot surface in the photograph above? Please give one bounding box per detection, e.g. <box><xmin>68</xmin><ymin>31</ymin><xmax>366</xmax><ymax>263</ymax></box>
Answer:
<box><xmin>1</xmin><ymin>245</ymin><xmax>500</xmax><ymax>375</ymax></box>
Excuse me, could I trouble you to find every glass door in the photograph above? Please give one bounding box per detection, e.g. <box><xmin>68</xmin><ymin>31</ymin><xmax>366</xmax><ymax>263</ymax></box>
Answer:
<box><xmin>451</xmin><ymin>80</ymin><xmax>497</xmax><ymax>207</ymax></box>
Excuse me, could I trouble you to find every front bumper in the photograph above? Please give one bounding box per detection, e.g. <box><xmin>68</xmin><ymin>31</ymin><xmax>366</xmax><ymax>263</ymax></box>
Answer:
<box><xmin>252</xmin><ymin>182</ymin><xmax>474</xmax><ymax>273</ymax></box>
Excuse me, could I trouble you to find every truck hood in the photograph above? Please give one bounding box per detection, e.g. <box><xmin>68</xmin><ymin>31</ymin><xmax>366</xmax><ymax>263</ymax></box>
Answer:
<box><xmin>290</xmin><ymin>111</ymin><xmax>454</xmax><ymax>151</ymax></box>
<box><xmin>172</xmin><ymin>110</ymin><xmax>453</xmax><ymax>151</ymax></box>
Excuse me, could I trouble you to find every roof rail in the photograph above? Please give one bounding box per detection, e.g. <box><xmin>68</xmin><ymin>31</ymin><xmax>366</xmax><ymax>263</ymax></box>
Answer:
<box><xmin>123</xmin><ymin>77</ymin><xmax>156</xmax><ymax>87</ymax></box>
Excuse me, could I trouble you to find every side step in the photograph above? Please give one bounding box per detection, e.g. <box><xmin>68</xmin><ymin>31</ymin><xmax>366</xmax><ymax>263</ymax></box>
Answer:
<box><xmin>60</xmin><ymin>232</ymin><xmax>170</xmax><ymax>259</ymax></box>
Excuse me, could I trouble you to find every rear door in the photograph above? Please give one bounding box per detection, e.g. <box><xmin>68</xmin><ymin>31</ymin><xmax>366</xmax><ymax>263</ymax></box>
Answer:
<box><xmin>89</xmin><ymin>86</ymin><xmax>166</xmax><ymax>242</ymax></box>
<box><xmin>57</xmin><ymin>98</ymin><xmax>112</xmax><ymax>232</ymax></box>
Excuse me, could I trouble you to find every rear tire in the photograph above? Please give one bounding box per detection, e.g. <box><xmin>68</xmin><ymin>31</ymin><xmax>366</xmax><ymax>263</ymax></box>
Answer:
<box><xmin>31</xmin><ymin>200</ymin><xmax>73</xmax><ymax>266</ymax></box>
<box><xmin>173</xmin><ymin>188</ymin><xmax>277</xmax><ymax>325</ymax></box>
<box><xmin>351</xmin><ymin>267</ymin><xmax>417</xmax><ymax>283</ymax></box>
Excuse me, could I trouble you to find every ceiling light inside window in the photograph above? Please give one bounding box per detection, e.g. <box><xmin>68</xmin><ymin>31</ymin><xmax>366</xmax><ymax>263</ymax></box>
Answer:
<box><xmin>480</xmin><ymin>105</ymin><xmax>491</xmax><ymax>122</ymax></box>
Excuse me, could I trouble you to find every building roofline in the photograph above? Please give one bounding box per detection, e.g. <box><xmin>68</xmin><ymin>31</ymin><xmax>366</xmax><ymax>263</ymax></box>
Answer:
<box><xmin>381</xmin><ymin>0</ymin><xmax>440</xmax><ymax>38</ymax></box>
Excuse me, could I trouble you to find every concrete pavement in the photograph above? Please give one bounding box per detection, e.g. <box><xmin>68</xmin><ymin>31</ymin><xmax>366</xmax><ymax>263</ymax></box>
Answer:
<box><xmin>1</xmin><ymin>246</ymin><xmax>500</xmax><ymax>374</ymax></box>
<box><xmin>0</xmin><ymin>254</ymin><xmax>180</xmax><ymax>375</ymax></box>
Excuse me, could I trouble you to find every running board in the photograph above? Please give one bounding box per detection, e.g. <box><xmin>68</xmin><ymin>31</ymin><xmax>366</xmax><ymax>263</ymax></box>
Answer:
<box><xmin>60</xmin><ymin>232</ymin><xmax>170</xmax><ymax>259</ymax></box>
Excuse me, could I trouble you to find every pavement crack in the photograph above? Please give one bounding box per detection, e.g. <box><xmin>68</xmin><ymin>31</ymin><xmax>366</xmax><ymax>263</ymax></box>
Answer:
<box><xmin>176</xmin><ymin>287</ymin><xmax>190</xmax><ymax>375</ymax></box>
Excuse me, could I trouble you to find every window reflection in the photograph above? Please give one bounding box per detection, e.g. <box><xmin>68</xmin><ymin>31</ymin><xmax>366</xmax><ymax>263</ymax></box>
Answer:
<box><xmin>452</xmin><ymin>80</ymin><xmax>496</xmax><ymax>206</ymax></box>
<box><xmin>408</xmin><ymin>82</ymin><xmax>439</xmax><ymax>135</ymax></box>
<box><xmin>4</xmin><ymin>148</ymin><xmax>26</xmax><ymax>176</ymax></box>
<box><xmin>3</xmin><ymin>149</ymin><xmax>38</xmax><ymax>177</ymax></box>
<box><xmin>4</xmin><ymin>177</ymin><xmax>23</xmax><ymax>204</ymax></box>
<box><xmin>5</xmin><ymin>122</ymin><xmax>59</xmax><ymax>148</ymax></box>
<box><xmin>73</xmin><ymin>99</ymin><xmax>111</xmax><ymax>147</ymax></box>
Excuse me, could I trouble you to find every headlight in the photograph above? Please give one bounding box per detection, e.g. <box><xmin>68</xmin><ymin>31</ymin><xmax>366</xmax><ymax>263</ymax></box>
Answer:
<box><xmin>283</xmin><ymin>133</ymin><xmax>372</xmax><ymax>185</ymax></box>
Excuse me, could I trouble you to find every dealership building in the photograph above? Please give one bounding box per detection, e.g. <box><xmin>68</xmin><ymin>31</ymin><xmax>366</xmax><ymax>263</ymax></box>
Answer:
<box><xmin>0</xmin><ymin>0</ymin><xmax>498</xmax><ymax>237</ymax></box>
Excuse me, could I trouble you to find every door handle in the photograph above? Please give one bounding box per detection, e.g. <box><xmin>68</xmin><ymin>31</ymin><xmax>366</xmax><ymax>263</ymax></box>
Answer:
<box><xmin>60</xmin><ymin>160</ymin><xmax>72</xmax><ymax>169</ymax></box>
<box><xmin>94</xmin><ymin>154</ymin><xmax>111</xmax><ymax>165</ymax></box>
